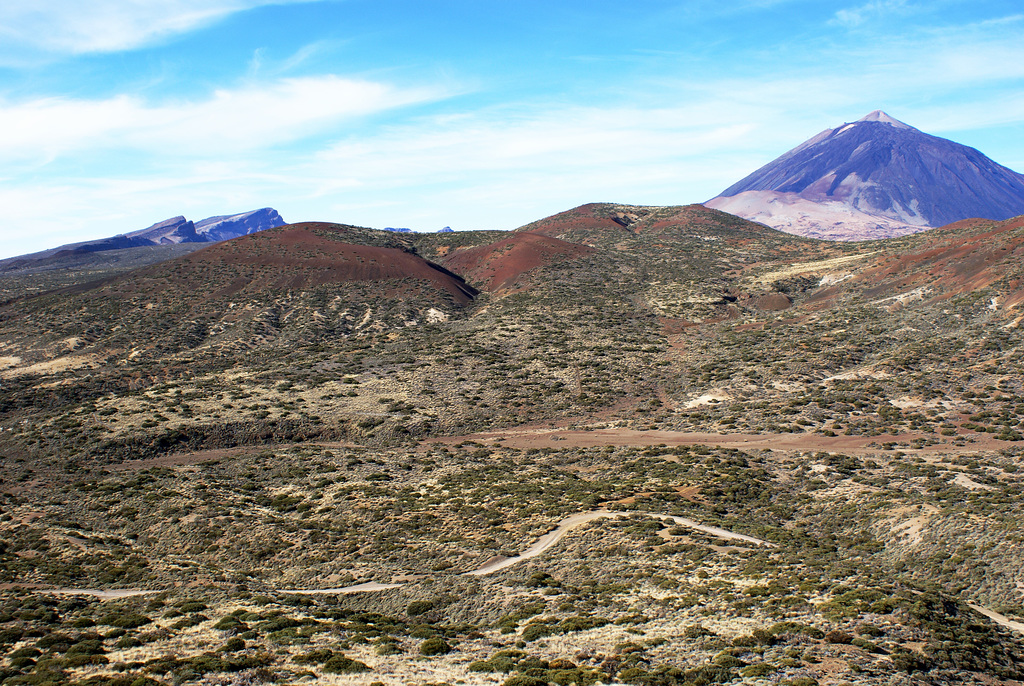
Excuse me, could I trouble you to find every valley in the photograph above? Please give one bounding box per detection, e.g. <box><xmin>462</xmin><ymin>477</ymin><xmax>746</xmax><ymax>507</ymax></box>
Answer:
<box><xmin>0</xmin><ymin>205</ymin><xmax>1023</xmax><ymax>685</ymax></box>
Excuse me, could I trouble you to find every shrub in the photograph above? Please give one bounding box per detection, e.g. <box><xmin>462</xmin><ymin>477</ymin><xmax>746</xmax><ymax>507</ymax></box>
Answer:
<box><xmin>98</xmin><ymin>613</ymin><xmax>151</xmax><ymax>629</ymax></box>
<box><xmin>213</xmin><ymin>615</ymin><xmax>248</xmax><ymax>631</ymax></box>
<box><xmin>323</xmin><ymin>654</ymin><xmax>370</xmax><ymax>674</ymax></box>
<box><xmin>503</xmin><ymin>677</ymin><xmax>547</xmax><ymax>686</ymax></box>
<box><xmin>293</xmin><ymin>648</ymin><xmax>334</xmax><ymax>665</ymax></box>
<box><xmin>406</xmin><ymin>600</ymin><xmax>434</xmax><ymax>616</ymax></box>
<box><xmin>739</xmin><ymin>663</ymin><xmax>777</xmax><ymax>677</ymax></box>
<box><xmin>683</xmin><ymin>625</ymin><xmax>716</xmax><ymax>639</ymax></box>
<box><xmin>521</xmin><ymin>622</ymin><xmax>554</xmax><ymax>642</ymax></box>
<box><xmin>824</xmin><ymin>629</ymin><xmax>852</xmax><ymax>644</ymax></box>
<box><xmin>419</xmin><ymin>637</ymin><xmax>451</xmax><ymax>656</ymax></box>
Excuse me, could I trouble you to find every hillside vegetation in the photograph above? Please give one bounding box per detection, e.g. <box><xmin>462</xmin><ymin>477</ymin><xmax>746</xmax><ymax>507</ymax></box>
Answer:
<box><xmin>1</xmin><ymin>205</ymin><xmax>1022</xmax><ymax>685</ymax></box>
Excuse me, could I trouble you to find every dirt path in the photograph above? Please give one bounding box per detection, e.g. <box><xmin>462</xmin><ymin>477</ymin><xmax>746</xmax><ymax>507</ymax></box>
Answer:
<box><xmin>108</xmin><ymin>427</ymin><xmax>1005</xmax><ymax>475</ymax></box>
<box><xmin>428</xmin><ymin>427</ymin><xmax>1013</xmax><ymax>455</ymax></box>
<box><xmin>465</xmin><ymin>509</ymin><xmax>773</xmax><ymax>577</ymax></box>
<box><xmin>283</xmin><ymin>509</ymin><xmax>772</xmax><ymax>594</ymax></box>
<box><xmin>969</xmin><ymin>604</ymin><xmax>1024</xmax><ymax>635</ymax></box>
<box><xmin>46</xmin><ymin>589</ymin><xmax>159</xmax><ymax>599</ymax></box>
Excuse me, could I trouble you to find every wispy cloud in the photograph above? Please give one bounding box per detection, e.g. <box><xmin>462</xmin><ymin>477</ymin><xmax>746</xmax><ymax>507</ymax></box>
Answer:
<box><xmin>0</xmin><ymin>0</ymin><xmax>322</xmax><ymax>55</ymax></box>
<box><xmin>0</xmin><ymin>76</ymin><xmax>450</xmax><ymax>165</ymax></box>
<box><xmin>832</xmin><ymin>0</ymin><xmax>913</xmax><ymax>27</ymax></box>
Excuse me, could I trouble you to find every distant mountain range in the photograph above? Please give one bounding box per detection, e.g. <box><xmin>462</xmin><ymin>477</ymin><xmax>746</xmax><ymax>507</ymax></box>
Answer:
<box><xmin>1</xmin><ymin>208</ymin><xmax>286</xmax><ymax>273</ymax></box>
<box><xmin>706</xmin><ymin>111</ymin><xmax>1024</xmax><ymax>240</ymax></box>
<box><xmin>123</xmin><ymin>208</ymin><xmax>286</xmax><ymax>246</ymax></box>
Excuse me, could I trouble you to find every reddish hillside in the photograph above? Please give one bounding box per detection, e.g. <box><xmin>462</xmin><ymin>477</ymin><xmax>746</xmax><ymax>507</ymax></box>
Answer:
<box><xmin>516</xmin><ymin>203</ymin><xmax>639</xmax><ymax>242</ymax></box>
<box><xmin>116</xmin><ymin>222</ymin><xmax>479</xmax><ymax>304</ymax></box>
<box><xmin>440</xmin><ymin>231</ymin><xmax>595</xmax><ymax>292</ymax></box>
<box><xmin>809</xmin><ymin>215</ymin><xmax>1024</xmax><ymax>309</ymax></box>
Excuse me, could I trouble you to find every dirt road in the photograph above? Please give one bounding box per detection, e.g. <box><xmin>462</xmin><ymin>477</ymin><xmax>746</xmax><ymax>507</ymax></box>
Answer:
<box><xmin>281</xmin><ymin>508</ymin><xmax>772</xmax><ymax>593</ymax></box>
<box><xmin>428</xmin><ymin>427</ymin><xmax>1010</xmax><ymax>455</ymax></box>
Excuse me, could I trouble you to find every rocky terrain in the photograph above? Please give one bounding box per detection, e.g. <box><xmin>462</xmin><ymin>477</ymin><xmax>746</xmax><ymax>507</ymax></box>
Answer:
<box><xmin>0</xmin><ymin>205</ymin><xmax>1022</xmax><ymax>685</ymax></box>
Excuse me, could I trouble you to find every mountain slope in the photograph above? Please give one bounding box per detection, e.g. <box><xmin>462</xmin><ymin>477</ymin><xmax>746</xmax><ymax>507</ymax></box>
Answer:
<box><xmin>2</xmin><ymin>207</ymin><xmax>1024</xmax><ymax>686</ymax></box>
<box><xmin>707</xmin><ymin>111</ymin><xmax>1024</xmax><ymax>240</ymax></box>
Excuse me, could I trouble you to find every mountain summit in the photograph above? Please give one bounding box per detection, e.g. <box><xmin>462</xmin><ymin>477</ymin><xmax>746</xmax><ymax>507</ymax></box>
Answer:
<box><xmin>706</xmin><ymin>111</ymin><xmax>1024</xmax><ymax>240</ymax></box>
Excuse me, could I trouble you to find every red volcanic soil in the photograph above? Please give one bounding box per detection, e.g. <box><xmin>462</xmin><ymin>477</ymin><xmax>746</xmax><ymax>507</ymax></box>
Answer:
<box><xmin>518</xmin><ymin>203</ymin><xmax>637</xmax><ymax>241</ymax></box>
<box><xmin>128</xmin><ymin>222</ymin><xmax>479</xmax><ymax>303</ymax></box>
<box><xmin>440</xmin><ymin>231</ymin><xmax>595</xmax><ymax>292</ymax></box>
<box><xmin>828</xmin><ymin>215</ymin><xmax>1024</xmax><ymax>307</ymax></box>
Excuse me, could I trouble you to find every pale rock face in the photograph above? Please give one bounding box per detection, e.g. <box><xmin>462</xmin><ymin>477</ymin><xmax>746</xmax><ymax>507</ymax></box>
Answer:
<box><xmin>194</xmin><ymin>208</ymin><xmax>286</xmax><ymax>242</ymax></box>
<box><xmin>706</xmin><ymin>191</ymin><xmax>929</xmax><ymax>241</ymax></box>
<box><xmin>127</xmin><ymin>208</ymin><xmax>286</xmax><ymax>245</ymax></box>
<box><xmin>126</xmin><ymin>216</ymin><xmax>199</xmax><ymax>244</ymax></box>
<box><xmin>707</xmin><ymin>110</ymin><xmax>1024</xmax><ymax>240</ymax></box>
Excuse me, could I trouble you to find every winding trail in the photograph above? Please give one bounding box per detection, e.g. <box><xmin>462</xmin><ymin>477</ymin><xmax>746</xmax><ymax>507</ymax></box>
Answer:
<box><xmin>283</xmin><ymin>509</ymin><xmax>773</xmax><ymax>594</ymax></box>
<box><xmin>36</xmin><ymin>513</ymin><xmax>1023</xmax><ymax>639</ymax></box>
<box><xmin>969</xmin><ymin>604</ymin><xmax>1024</xmax><ymax>635</ymax></box>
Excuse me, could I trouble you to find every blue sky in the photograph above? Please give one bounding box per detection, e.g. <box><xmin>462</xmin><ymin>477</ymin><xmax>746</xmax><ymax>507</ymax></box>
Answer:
<box><xmin>1</xmin><ymin>0</ymin><xmax>1023</xmax><ymax>258</ymax></box>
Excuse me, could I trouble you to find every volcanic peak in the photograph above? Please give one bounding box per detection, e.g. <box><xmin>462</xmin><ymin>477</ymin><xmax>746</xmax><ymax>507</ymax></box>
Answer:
<box><xmin>707</xmin><ymin>111</ymin><xmax>1024</xmax><ymax>240</ymax></box>
<box><xmin>856</xmin><ymin>110</ymin><xmax>914</xmax><ymax>129</ymax></box>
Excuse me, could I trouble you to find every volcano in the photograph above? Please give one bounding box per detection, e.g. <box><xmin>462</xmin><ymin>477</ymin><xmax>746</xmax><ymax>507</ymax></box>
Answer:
<box><xmin>706</xmin><ymin>111</ymin><xmax>1024</xmax><ymax>240</ymax></box>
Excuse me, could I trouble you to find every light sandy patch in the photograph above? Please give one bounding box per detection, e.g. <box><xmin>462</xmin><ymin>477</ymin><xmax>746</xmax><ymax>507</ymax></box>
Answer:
<box><xmin>684</xmin><ymin>390</ymin><xmax>730</xmax><ymax>408</ymax></box>
<box><xmin>0</xmin><ymin>356</ymin><xmax>21</xmax><ymax>369</ymax></box>
<box><xmin>871</xmin><ymin>286</ymin><xmax>932</xmax><ymax>307</ymax></box>
<box><xmin>885</xmin><ymin>504</ymin><xmax>940</xmax><ymax>546</ymax></box>
<box><xmin>425</xmin><ymin>308</ymin><xmax>448</xmax><ymax>323</ymax></box>
<box><xmin>772</xmin><ymin>381</ymin><xmax>805</xmax><ymax>392</ymax></box>
<box><xmin>821</xmin><ymin>367</ymin><xmax>891</xmax><ymax>382</ymax></box>
<box><xmin>818</xmin><ymin>272</ymin><xmax>852</xmax><ymax>287</ymax></box>
<box><xmin>746</xmin><ymin>252</ymin><xmax>877</xmax><ymax>287</ymax></box>
<box><xmin>0</xmin><ymin>354</ymin><xmax>99</xmax><ymax>378</ymax></box>
<box><xmin>283</xmin><ymin>581</ymin><xmax>404</xmax><ymax>595</ymax></box>
<box><xmin>951</xmin><ymin>472</ymin><xmax>997</xmax><ymax>491</ymax></box>
<box><xmin>889</xmin><ymin>396</ymin><xmax>951</xmax><ymax>410</ymax></box>
<box><xmin>1003</xmin><ymin>315</ymin><xmax>1024</xmax><ymax>330</ymax></box>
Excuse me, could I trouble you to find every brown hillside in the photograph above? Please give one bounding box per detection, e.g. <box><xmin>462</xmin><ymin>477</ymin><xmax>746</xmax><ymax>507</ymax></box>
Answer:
<box><xmin>812</xmin><ymin>214</ymin><xmax>1024</xmax><ymax>309</ymax></box>
<box><xmin>150</xmin><ymin>222</ymin><xmax>479</xmax><ymax>303</ymax></box>
<box><xmin>516</xmin><ymin>203</ymin><xmax>641</xmax><ymax>242</ymax></box>
<box><xmin>440</xmin><ymin>231</ymin><xmax>595</xmax><ymax>292</ymax></box>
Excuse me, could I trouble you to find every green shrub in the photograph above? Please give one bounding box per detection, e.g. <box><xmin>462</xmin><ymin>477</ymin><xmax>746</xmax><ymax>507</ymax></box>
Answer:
<box><xmin>419</xmin><ymin>637</ymin><xmax>451</xmax><ymax>656</ymax></box>
<box><xmin>406</xmin><ymin>600</ymin><xmax>434</xmax><ymax>616</ymax></box>
<box><xmin>739</xmin><ymin>663</ymin><xmax>777</xmax><ymax>677</ymax></box>
<box><xmin>213</xmin><ymin>615</ymin><xmax>248</xmax><ymax>631</ymax></box>
<box><xmin>503</xmin><ymin>676</ymin><xmax>547</xmax><ymax>686</ymax></box>
<box><xmin>323</xmin><ymin>654</ymin><xmax>370</xmax><ymax>674</ymax></box>
<box><xmin>98</xmin><ymin>613</ymin><xmax>151</xmax><ymax>629</ymax></box>
<box><xmin>521</xmin><ymin>622</ymin><xmax>554</xmax><ymax>642</ymax></box>
<box><xmin>683</xmin><ymin>625</ymin><xmax>716</xmax><ymax>639</ymax></box>
<box><xmin>293</xmin><ymin>648</ymin><xmax>334</xmax><ymax>665</ymax></box>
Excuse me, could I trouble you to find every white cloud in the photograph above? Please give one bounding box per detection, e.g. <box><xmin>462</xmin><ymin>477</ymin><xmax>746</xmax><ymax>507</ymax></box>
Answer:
<box><xmin>832</xmin><ymin>0</ymin><xmax>912</xmax><ymax>28</ymax></box>
<box><xmin>0</xmin><ymin>76</ymin><xmax>449</xmax><ymax>164</ymax></box>
<box><xmin>0</xmin><ymin>0</ymin><xmax>320</xmax><ymax>54</ymax></box>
